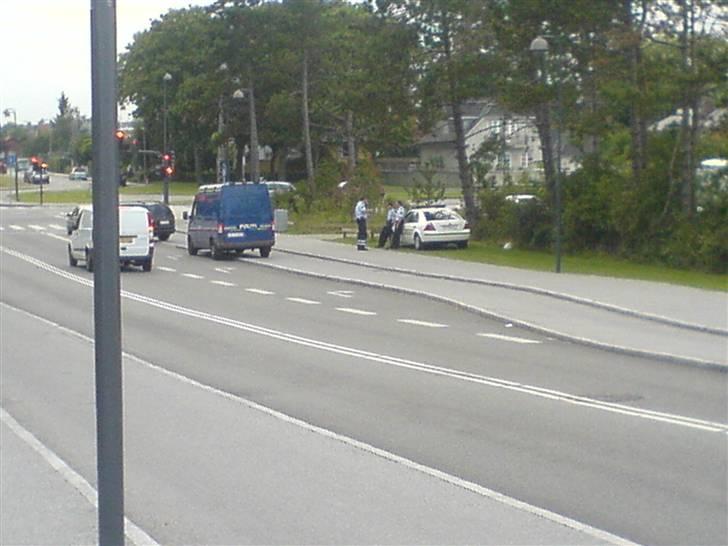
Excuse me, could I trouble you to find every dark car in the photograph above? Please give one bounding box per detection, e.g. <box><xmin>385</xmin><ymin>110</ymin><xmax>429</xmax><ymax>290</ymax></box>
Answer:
<box><xmin>126</xmin><ymin>201</ymin><xmax>176</xmax><ymax>241</ymax></box>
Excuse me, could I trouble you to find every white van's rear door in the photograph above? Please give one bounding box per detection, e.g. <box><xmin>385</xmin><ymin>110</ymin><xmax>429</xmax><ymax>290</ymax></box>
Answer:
<box><xmin>119</xmin><ymin>207</ymin><xmax>152</xmax><ymax>257</ymax></box>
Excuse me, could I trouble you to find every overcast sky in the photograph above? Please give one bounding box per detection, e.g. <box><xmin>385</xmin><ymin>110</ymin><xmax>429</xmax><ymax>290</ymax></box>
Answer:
<box><xmin>1</xmin><ymin>0</ymin><xmax>210</xmax><ymax>125</ymax></box>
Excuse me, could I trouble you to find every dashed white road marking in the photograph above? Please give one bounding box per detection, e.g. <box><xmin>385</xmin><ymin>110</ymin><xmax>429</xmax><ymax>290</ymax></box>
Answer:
<box><xmin>157</xmin><ymin>266</ymin><xmax>177</xmax><ymax>272</ymax></box>
<box><xmin>28</xmin><ymin>224</ymin><xmax>46</xmax><ymax>231</ymax></box>
<box><xmin>287</xmin><ymin>297</ymin><xmax>321</xmax><ymax>305</ymax></box>
<box><xmin>328</xmin><ymin>290</ymin><xmax>354</xmax><ymax>298</ymax></box>
<box><xmin>9</xmin><ymin>225</ymin><xmax>24</xmax><ymax>231</ymax></box>
<box><xmin>214</xmin><ymin>267</ymin><xmax>235</xmax><ymax>274</ymax></box>
<box><xmin>48</xmin><ymin>224</ymin><xmax>65</xmax><ymax>231</ymax></box>
<box><xmin>479</xmin><ymin>333</ymin><xmax>542</xmax><ymax>344</ymax></box>
<box><xmin>167</xmin><ymin>255</ymin><xmax>180</xmax><ymax>261</ymax></box>
<box><xmin>182</xmin><ymin>273</ymin><xmax>204</xmax><ymax>279</ymax></box>
<box><xmin>45</xmin><ymin>232</ymin><xmax>69</xmax><ymax>243</ymax></box>
<box><xmin>0</xmin><ymin>226</ymin><xmax>4</xmax><ymax>231</ymax></box>
<box><xmin>336</xmin><ymin>307</ymin><xmax>377</xmax><ymax>316</ymax></box>
<box><xmin>211</xmin><ymin>280</ymin><xmax>236</xmax><ymax>287</ymax></box>
<box><xmin>398</xmin><ymin>319</ymin><xmax>448</xmax><ymax>328</ymax></box>
<box><xmin>246</xmin><ymin>288</ymin><xmax>275</xmax><ymax>295</ymax></box>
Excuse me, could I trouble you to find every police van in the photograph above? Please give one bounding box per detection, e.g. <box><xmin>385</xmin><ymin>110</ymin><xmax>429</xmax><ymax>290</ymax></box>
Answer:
<box><xmin>183</xmin><ymin>183</ymin><xmax>275</xmax><ymax>259</ymax></box>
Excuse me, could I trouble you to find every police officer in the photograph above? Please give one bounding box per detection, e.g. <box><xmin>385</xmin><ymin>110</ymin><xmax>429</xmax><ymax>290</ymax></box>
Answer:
<box><xmin>378</xmin><ymin>202</ymin><xmax>395</xmax><ymax>248</ymax></box>
<box><xmin>354</xmin><ymin>197</ymin><xmax>369</xmax><ymax>251</ymax></box>
<box><xmin>390</xmin><ymin>200</ymin><xmax>406</xmax><ymax>249</ymax></box>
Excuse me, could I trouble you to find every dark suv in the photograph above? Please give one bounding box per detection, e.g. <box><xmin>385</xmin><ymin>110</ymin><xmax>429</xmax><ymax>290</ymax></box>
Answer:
<box><xmin>125</xmin><ymin>201</ymin><xmax>176</xmax><ymax>241</ymax></box>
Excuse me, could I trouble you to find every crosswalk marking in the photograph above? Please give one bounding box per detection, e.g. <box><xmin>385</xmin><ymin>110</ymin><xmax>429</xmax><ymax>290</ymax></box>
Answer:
<box><xmin>478</xmin><ymin>333</ymin><xmax>541</xmax><ymax>344</ymax></box>
<box><xmin>336</xmin><ymin>307</ymin><xmax>376</xmax><ymax>316</ymax></box>
<box><xmin>211</xmin><ymin>280</ymin><xmax>236</xmax><ymax>287</ymax></box>
<box><xmin>246</xmin><ymin>288</ymin><xmax>275</xmax><ymax>295</ymax></box>
<box><xmin>397</xmin><ymin>319</ymin><xmax>448</xmax><ymax>328</ymax></box>
<box><xmin>286</xmin><ymin>297</ymin><xmax>320</xmax><ymax>305</ymax></box>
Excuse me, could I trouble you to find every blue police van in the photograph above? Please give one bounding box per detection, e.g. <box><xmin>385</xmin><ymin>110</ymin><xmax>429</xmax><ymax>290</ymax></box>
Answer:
<box><xmin>184</xmin><ymin>183</ymin><xmax>275</xmax><ymax>259</ymax></box>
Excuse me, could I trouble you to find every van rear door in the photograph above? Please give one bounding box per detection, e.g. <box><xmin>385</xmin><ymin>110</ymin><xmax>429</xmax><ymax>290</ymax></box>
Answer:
<box><xmin>221</xmin><ymin>185</ymin><xmax>274</xmax><ymax>245</ymax></box>
<box><xmin>119</xmin><ymin>206</ymin><xmax>152</xmax><ymax>257</ymax></box>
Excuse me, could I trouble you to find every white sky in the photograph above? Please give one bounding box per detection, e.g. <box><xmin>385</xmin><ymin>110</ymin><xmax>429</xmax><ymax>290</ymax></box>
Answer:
<box><xmin>1</xmin><ymin>0</ymin><xmax>210</xmax><ymax>125</ymax></box>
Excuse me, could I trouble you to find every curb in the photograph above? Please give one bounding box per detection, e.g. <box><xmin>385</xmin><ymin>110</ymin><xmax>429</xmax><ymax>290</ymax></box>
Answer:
<box><xmin>275</xmin><ymin>247</ymin><xmax>727</xmax><ymax>337</ymax></box>
<box><xmin>236</xmin><ymin>254</ymin><xmax>726</xmax><ymax>371</ymax></box>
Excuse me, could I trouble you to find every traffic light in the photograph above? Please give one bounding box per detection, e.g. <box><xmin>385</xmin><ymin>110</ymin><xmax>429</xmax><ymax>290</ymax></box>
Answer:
<box><xmin>161</xmin><ymin>152</ymin><xmax>174</xmax><ymax>177</ymax></box>
<box><xmin>114</xmin><ymin>129</ymin><xmax>126</xmax><ymax>141</ymax></box>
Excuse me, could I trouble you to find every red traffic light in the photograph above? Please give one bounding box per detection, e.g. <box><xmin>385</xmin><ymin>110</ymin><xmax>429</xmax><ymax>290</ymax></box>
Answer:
<box><xmin>162</xmin><ymin>153</ymin><xmax>171</xmax><ymax>162</ymax></box>
<box><xmin>114</xmin><ymin>130</ymin><xmax>126</xmax><ymax>141</ymax></box>
<box><xmin>31</xmin><ymin>156</ymin><xmax>39</xmax><ymax>164</ymax></box>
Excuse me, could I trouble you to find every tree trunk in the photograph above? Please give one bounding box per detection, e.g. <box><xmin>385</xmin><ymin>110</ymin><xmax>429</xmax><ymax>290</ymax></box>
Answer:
<box><xmin>247</xmin><ymin>63</ymin><xmax>260</xmax><ymax>184</ymax></box>
<box><xmin>302</xmin><ymin>48</ymin><xmax>315</xmax><ymax>195</ymax></box>
<box><xmin>346</xmin><ymin>109</ymin><xmax>356</xmax><ymax>178</ymax></box>
<box><xmin>624</xmin><ymin>0</ymin><xmax>647</xmax><ymax>186</ymax></box>
<box><xmin>680</xmin><ymin>0</ymin><xmax>697</xmax><ymax>218</ymax></box>
<box><xmin>194</xmin><ymin>145</ymin><xmax>202</xmax><ymax>185</ymax></box>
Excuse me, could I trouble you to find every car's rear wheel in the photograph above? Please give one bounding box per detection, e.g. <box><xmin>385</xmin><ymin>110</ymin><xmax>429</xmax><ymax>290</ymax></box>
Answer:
<box><xmin>187</xmin><ymin>236</ymin><xmax>198</xmax><ymax>256</ymax></box>
<box><xmin>68</xmin><ymin>245</ymin><xmax>77</xmax><ymax>267</ymax></box>
<box><xmin>260</xmin><ymin>246</ymin><xmax>271</xmax><ymax>258</ymax></box>
<box><xmin>210</xmin><ymin>240</ymin><xmax>223</xmax><ymax>260</ymax></box>
<box><xmin>414</xmin><ymin>234</ymin><xmax>424</xmax><ymax>251</ymax></box>
<box><xmin>158</xmin><ymin>233</ymin><xmax>170</xmax><ymax>242</ymax></box>
<box><xmin>142</xmin><ymin>259</ymin><xmax>152</xmax><ymax>272</ymax></box>
<box><xmin>457</xmin><ymin>240</ymin><xmax>468</xmax><ymax>249</ymax></box>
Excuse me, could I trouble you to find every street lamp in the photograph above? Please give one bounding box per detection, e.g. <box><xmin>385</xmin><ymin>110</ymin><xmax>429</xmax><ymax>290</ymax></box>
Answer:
<box><xmin>217</xmin><ymin>63</ymin><xmax>229</xmax><ymax>183</ymax></box>
<box><xmin>530</xmin><ymin>35</ymin><xmax>562</xmax><ymax>273</ymax></box>
<box><xmin>233</xmin><ymin>87</ymin><xmax>259</xmax><ymax>183</ymax></box>
<box><xmin>162</xmin><ymin>72</ymin><xmax>172</xmax><ymax>204</ymax></box>
<box><xmin>3</xmin><ymin>108</ymin><xmax>20</xmax><ymax>201</ymax></box>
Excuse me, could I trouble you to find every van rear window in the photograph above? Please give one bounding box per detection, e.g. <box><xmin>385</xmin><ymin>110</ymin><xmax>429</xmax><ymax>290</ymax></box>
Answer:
<box><xmin>223</xmin><ymin>193</ymin><xmax>272</xmax><ymax>224</ymax></box>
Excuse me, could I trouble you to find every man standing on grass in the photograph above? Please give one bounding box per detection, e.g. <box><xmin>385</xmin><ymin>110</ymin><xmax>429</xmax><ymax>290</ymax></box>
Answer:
<box><xmin>390</xmin><ymin>200</ymin><xmax>406</xmax><ymax>249</ymax></box>
<box><xmin>354</xmin><ymin>197</ymin><xmax>369</xmax><ymax>251</ymax></box>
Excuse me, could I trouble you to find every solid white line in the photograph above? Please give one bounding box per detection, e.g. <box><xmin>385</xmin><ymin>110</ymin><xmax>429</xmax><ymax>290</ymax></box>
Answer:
<box><xmin>336</xmin><ymin>307</ymin><xmax>377</xmax><ymax>316</ymax></box>
<box><xmin>287</xmin><ymin>297</ymin><xmax>320</xmax><ymax>305</ymax></box>
<box><xmin>156</xmin><ymin>266</ymin><xmax>177</xmax><ymax>272</ymax></box>
<box><xmin>0</xmin><ymin>302</ymin><xmax>639</xmax><ymax>546</ymax></box>
<box><xmin>3</xmin><ymin>248</ymin><xmax>726</xmax><ymax>436</ymax></box>
<box><xmin>479</xmin><ymin>333</ymin><xmax>542</xmax><ymax>344</ymax></box>
<box><xmin>211</xmin><ymin>280</ymin><xmax>236</xmax><ymax>287</ymax></box>
<box><xmin>245</xmin><ymin>288</ymin><xmax>275</xmax><ymax>295</ymax></box>
<box><xmin>0</xmin><ymin>406</ymin><xmax>160</xmax><ymax>546</ymax></box>
<box><xmin>182</xmin><ymin>273</ymin><xmax>204</xmax><ymax>279</ymax></box>
<box><xmin>398</xmin><ymin>318</ymin><xmax>448</xmax><ymax>328</ymax></box>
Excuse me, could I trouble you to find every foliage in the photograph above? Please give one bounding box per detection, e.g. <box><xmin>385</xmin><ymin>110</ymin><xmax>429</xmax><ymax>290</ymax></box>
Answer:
<box><xmin>407</xmin><ymin>162</ymin><xmax>446</xmax><ymax>205</ymax></box>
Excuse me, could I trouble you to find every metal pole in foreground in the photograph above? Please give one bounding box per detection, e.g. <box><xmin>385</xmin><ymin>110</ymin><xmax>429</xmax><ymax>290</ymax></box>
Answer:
<box><xmin>91</xmin><ymin>1</ymin><xmax>125</xmax><ymax>545</ymax></box>
<box><xmin>162</xmin><ymin>72</ymin><xmax>171</xmax><ymax>204</ymax></box>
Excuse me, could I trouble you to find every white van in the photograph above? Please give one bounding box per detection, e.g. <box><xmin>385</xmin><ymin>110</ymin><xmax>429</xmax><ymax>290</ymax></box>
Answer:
<box><xmin>68</xmin><ymin>205</ymin><xmax>154</xmax><ymax>272</ymax></box>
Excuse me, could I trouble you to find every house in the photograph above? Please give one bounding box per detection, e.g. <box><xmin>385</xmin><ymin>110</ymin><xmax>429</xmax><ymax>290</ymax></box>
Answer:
<box><xmin>379</xmin><ymin>100</ymin><xmax>579</xmax><ymax>188</ymax></box>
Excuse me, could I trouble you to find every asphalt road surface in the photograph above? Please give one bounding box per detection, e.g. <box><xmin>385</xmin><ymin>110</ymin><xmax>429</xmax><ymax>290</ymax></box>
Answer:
<box><xmin>1</xmin><ymin>206</ymin><xmax>726</xmax><ymax>545</ymax></box>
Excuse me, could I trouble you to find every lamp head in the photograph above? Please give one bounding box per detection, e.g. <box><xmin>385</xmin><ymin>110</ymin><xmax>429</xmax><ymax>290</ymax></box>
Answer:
<box><xmin>529</xmin><ymin>36</ymin><xmax>549</xmax><ymax>53</ymax></box>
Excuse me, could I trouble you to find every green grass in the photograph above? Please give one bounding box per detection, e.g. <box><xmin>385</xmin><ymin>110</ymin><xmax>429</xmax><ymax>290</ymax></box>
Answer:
<box><xmin>382</xmin><ymin>184</ymin><xmax>462</xmax><ymax>203</ymax></box>
<box><xmin>14</xmin><ymin>180</ymin><xmax>201</xmax><ymax>204</ymax></box>
<box><xmin>0</xmin><ymin>174</ymin><xmax>18</xmax><ymax>189</ymax></box>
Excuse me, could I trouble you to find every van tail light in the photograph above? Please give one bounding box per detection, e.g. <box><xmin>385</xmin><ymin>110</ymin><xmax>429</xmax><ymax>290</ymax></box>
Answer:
<box><xmin>146</xmin><ymin>212</ymin><xmax>154</xmax><ymax>234</ymax></box>
<box><xmin>424</xmin><ymin>222</ymin><xmax>436</xmax><ymax>231</ymax></box>
<box><xmin>217</xmin><ymin>222</ymin><xmax>224</xmax><ymax>234</ymax></box>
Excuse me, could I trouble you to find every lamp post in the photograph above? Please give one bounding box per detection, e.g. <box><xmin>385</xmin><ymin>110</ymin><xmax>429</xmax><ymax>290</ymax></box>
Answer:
<box><xmin>233</xmin><ymin>87</ymin><xmax>259</xmax><ymax>183</ymax></box>
<box><xmin>162</xmin><ymin>72</ymin><xmax>172</xmax><ymax>204</ymax></box>
<box><xmin>217</xmin><ymin>63</ymin><xmax>229</xmax><ymax>184</ymax></box>
<box><xmin>530</xmin><ymin>35</ymin><xmax>562</xmax><ymax>273</ymax></box>
<box><xmin>3</xmin><ymin>108</ymin><xmax>19</xmax><ymax>201</ymax></box>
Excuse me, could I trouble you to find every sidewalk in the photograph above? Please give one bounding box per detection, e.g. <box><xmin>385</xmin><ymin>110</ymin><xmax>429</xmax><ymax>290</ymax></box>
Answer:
<box><xmin>264</xmin><ymin>233</ymin><xmax>727</xmax><ymax>368</ymax></box>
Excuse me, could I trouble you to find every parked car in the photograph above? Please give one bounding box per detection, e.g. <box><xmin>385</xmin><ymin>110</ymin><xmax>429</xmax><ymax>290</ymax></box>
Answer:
<box><xmin>69</xmin><ymin>166</ymin><xmax>89</xmax><ymax>180</ymax></box>
<box><xmin>183</xmin><ymin>182</ymin><xmax>275</xmax><ymax>259</ymax></box>
<box><xmin>263</xmin><ymin>180</ymin><xmax>294</xmax><ymax>195</ymax></box>
<box><xmin>25</xmin><ymin>168</ymin><xmax>50</xmax><ymax>185</ymax></box>
<box><xmin>125</xmin><ymin>201</ymin><xmax>176</xmax><ymax>241</ymax></box>
<box><xmin>67</xmin><ymin>205</ymin><xmax>154</xmax><ymax>272</ymax></box>
<box><xmin>400</xmin><ymin>206</ymin><xmax>470</xmax><ymax>250</ymax></box>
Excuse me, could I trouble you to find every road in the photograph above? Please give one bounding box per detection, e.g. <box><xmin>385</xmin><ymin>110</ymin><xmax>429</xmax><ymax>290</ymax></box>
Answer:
<box><xmin>1</xmin><ymin>205</ymin><xmax>726</xmax><ymax>545</ymax></box>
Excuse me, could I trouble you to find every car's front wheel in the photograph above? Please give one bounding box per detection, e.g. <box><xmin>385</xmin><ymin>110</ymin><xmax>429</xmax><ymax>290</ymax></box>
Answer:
<box><xmin>85</xmin><ymin>250</ymin><xmax>94</xmax><ymax>272</ymax></box>
<box><xmin>187</xmin><ymin>236</ymin><xmax>198</xmax><ymax>256</ymax></box>
<box><xmin>210</xmin><ymin>240</ymin><xmax>223</xmax><ymax>260</ymax></box>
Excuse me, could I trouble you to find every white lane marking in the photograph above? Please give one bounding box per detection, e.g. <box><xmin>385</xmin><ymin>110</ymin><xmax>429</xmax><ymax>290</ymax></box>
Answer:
<box><xmin>3</xmin><ymin>249</ymin><xmax>727</xmax><ymax>436</ymax></box>
<box><xmin>246</xmin><ymin>288</ymin><xmax>275</xmax><ymax>295</ymax></box>
<box><xmin>0</xmin><ymin>226</ymin><xmax>4</xmax><ymax>231</ymax></box>
<box><xmin>336</xmin><ymin>307</ymin><xmax>377</xmax><ymax>316</ymax></box>
<box><xmin>167</xmin><ymin>256</ymin><xmax>180</xmax><ymax>261</ymax></box>
<box><xmin>0</xmin><ymin>406</ymin><xmax>159</xmax><ymax>546</ymax></box>
<box><xmin>182</xmin><ymin>273</ymin><xmax>204</xmax><ymax>279</ymax></box>
<box><xmin>9</xmin><ymin>225</ymin><xmax>24</xmax><ymax>231</ymax></box>
<box><xmin>48</xmin><ymin>224</ymin><xmax>66</xmax><ymax>231</ymax></box>
<box><xmin>479</xmin><ymin>333</ymin><xmax>542</xmax><ymax>344</ymax></box>
<box><xmin>328</xmin><ymin>290</ymin><xmax>354</xmax><ymax>298</ymax></box>
<box><xmin>45</xmin><ymin>232</ymin><xmax>69</xmax><ymax>243</ymax></box>
<box><xmin>287</xmin><ymin>297</ymin><xmax>321</xmax><ymax>305</ymax></box>
<box><xmin>28</xmin><ymin>224</ymin><xmax>46</xmax><ymax>231</ymax></box>
<box><xmin>1</xmin><ymin>301</ymin><xmax>640</xmax><ymax>546</ymax></box>
<box><xmin>157</xmin><ymin>266</ymin><xmax>177</xmax><ymax>272</ymax></box>
<box><xmin>214</xmin><ymin>267</ymin><xmax>234</xmax><ymax>274</ymax></box>
<box><xmin>398</xmin><ymin>319</ymin><xmax>448</xmax><ymax>328</ymax></box>
<box><xmin>211</xmin><ymin>280</ymin><xmax>236</xmax><ymax>287</ymax></box>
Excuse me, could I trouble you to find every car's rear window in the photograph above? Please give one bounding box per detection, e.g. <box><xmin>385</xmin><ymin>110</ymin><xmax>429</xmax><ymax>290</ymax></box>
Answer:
<box><xmin>424</xmin><ymin>210</ymin><xmax>459</xmax><ymax>221</ymax></box>
<box><xmin>222</xmin><ymin>189</ymin><xmax>272</xmax><ymax>224</ymax></box>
